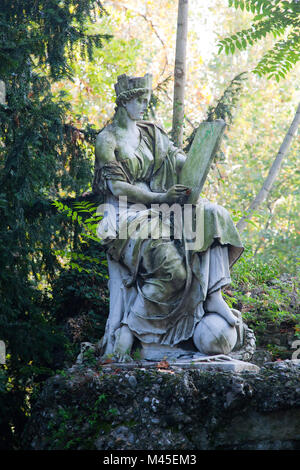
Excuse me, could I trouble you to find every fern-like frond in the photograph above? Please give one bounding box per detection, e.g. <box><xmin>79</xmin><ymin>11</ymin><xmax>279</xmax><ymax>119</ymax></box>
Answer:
<box><xmin>219</xmin><ymin>0</ymin><xmax>300</xmax><ymax>79</ymax></box>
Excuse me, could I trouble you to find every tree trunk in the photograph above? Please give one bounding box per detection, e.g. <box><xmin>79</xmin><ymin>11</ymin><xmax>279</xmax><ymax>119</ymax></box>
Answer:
<box><xmin>237</xmin><ymin>102</ymin><xmax>300</xmax><ymax>232</ymax></box>
<box><xmin>172</xmin><ymin>0</ymin><xmax>189</xmax><ymax>148</ymax></box>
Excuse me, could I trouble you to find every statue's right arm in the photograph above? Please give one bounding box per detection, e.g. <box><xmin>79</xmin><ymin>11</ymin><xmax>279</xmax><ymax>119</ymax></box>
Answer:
<box><xmin>95</xmin><ymin>129</ymin><xmax>117</xmax><ymax>167</ymax></box>
<box><xmin>95</xmin><ymin>131</ymin><xmax>189</xmax><ymax>205</ymax></box>
<box><xmin>95</xmin><ymin>130</ymin><xmax>167</xmax><ymax>205</ymax></box>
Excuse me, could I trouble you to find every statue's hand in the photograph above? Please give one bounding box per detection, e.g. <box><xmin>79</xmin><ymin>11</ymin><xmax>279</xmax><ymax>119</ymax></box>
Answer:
<box><xmin>163</xmin><ymin>184</ymin><xmax>191</xmax><ymax>204</ymax></box>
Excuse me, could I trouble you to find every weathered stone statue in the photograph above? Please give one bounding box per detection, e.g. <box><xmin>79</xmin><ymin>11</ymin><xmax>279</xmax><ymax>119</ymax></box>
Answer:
<box><xmin>93</xmin><ymin>73</ymin><xmax>250</xmax><ymax>363</ymax></box>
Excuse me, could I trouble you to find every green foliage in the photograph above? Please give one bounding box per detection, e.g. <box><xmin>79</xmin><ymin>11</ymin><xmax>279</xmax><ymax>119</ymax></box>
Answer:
<box><xmin>229</xmin><ymin>246</ymin><xmax>300</xmax><ymax>351</ymax></box>
<box><xmin>0</xmin><ymin>0</ymin><xmax>109</xmax><ymax>449</ymax></box>
<box><xmin>50</xmin><ymin>200</ymin><xmax>109</xmax><ymax>346</ymax></box>
<box><xmin>44</xmin><ymin>380</ymin><xmax>119</xmax><ymax>450</ymax></box>
<box><xmin>56</xmin><ymin>10</ymin><xmax>143</xmax><ymax>127</ymax></box>
<box><xmin>184</xmin><ymin>72</ymin><xmax>247</xmax><ymax>155</ymax></box>
<box><xmin>0</xmin><ymin>0</ymin><xmax>298</xmax><ymax>448</ymax></box>
<box><xmin>207</xmin><ymin>72</ymin><xmax>248</xmax><ymax>124</ymax></box>
<box><xmin>51</xmin><ymin>245</ymin><xmax>109</xmax><ymax>346</ymax></box>
<box><xmin>231</xmin><ymin>245</ymin><xmax>281</xmax><ymax>285</ymax></box>
<box><xmin>203</xmin><ymin>71</ymin><xmax>299</xmax><ymax>273</ymax></box>
<box><xmin>0</xmin><ymin>0</ymin><xmax>111</xmax><ymax>80</ymax></box>
<box><xmin>52</xmin><ymin>200</ymin><xmax>104</xmax><ymax>246</ymax></box>
<box><xmin>218</xmin><ymin>0</ymin><xmax>300</xmax><ymax>80</ymax></box>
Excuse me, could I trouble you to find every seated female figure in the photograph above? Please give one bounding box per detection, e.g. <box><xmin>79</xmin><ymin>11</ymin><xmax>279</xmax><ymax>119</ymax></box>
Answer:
<box><xmin>93</xmin><ymin>73</ymin><xmax>244</xmax><ymax>361</ymax></box>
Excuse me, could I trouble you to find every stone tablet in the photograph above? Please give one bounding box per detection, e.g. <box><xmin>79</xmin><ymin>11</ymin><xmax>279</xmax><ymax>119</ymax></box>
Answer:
<box><xmin>179</xmin><ymin>119</ymin><xmax>226</xmax><ymax>204</ymax></box>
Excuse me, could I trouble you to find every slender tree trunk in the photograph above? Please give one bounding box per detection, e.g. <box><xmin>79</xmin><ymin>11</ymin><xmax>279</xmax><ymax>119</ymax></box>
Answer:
<box><xmin>172</xmin><ymin>0</ymin><xmax>189</xmax><ymax>148</ymax></box>
<box><xmin>237</xmin><ymin>102</ymin><xmax>300</xmax><ymax>232</ymax></box>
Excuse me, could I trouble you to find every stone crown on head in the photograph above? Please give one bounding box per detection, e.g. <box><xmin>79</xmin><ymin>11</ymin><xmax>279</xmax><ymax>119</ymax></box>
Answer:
<box><xmin>114</xmin><ymin>73</ymin><xmax>152</xmax><ymax>105</ymax></box>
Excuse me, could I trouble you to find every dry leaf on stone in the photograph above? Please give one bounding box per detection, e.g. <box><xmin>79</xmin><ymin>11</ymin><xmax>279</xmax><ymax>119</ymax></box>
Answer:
<box><xmin>99</xmin><ymin>358</ymin><xmax>113</xmax><ymax>365</ymax></box>
<box><xmin>156</xmin><ymin>360</ymin><xmax>170</xmax><ymax>369</ymax></box>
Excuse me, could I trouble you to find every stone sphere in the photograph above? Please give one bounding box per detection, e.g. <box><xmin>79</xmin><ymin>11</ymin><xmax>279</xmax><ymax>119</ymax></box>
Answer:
<box><xmin>193</xmin><ymin>313</ymin><xmax>237</xmax><ymax>355</ymax></box>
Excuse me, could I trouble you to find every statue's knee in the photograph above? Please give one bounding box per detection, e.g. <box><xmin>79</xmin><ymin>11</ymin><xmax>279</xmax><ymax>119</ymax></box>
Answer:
<box><xmin>158</xmin><ymin>243</ymin><xmax>186</xmax><ymax>288</ymax></box>
<box><xmin>205</xmin><ymin>202</ymin><xmax>228</xmax><ymax>218</ymax></box>
<box><xmin>193</xmin><ymin>313</ymin><xmax>237</xmax><ymax>355</ymax></box>
<box><xmin>171</xmin><ymin>263</ymin><xmax>186</xmax><ymax>288</ymax></box>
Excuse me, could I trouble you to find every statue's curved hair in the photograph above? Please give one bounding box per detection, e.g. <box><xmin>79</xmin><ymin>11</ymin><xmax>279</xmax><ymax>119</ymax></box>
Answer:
<box><xmin>115</xmin><ymin>88</ymin><xmax>150</xmax><ymax>106</ymax></box>
<box><xmin>114</xmin><ymin>73</ymin><xmax>152</xmax><ymax>107</ymax></box>
<box><xmin>114</xmin><ymin>88</ymin><xmax>151</xmax><ymax>114</ymax></box>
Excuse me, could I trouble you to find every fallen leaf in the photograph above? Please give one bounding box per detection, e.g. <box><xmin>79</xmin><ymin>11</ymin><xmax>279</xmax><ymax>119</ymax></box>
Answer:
<box><xmin>99</xmin><ymin>358</ymin><xmax>113</xmax><ymax>365</ymax></box>
<box><xmin>156</xmin><ymin>360</ymin><xmax>170</xmax><ymax>369</ymax></box>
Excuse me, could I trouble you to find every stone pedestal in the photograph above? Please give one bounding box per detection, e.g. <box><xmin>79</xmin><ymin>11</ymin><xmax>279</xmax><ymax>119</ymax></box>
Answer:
<box><xmin>100</xmin><ymin>356</ymin><xmax>260</xmax><ymax>373</ymax></box>
<box><xmin>23</xmin><ymin>359</ymin><xmax>300</xmax><ymax>450</ymax></box>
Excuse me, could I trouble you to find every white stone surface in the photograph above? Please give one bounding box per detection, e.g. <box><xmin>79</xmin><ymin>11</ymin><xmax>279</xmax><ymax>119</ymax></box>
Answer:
<box><xmin>95</xmin><ymin>74</ymin><xmax>246</xmax><ymax>364</ymax></box>
<box><xmin>100</xmin><ymin>355</ymin><xmax>260</xmax><ymax>373</ymax></box>
<box><xmin>193</xmin><ymin>313</ymin><xmax>238</xmax><ymax>355</ymax></box>
<box><xmin>179</xmin><ymin>119</ymin><xmax>226</xmax><ymax>204</ymax></box>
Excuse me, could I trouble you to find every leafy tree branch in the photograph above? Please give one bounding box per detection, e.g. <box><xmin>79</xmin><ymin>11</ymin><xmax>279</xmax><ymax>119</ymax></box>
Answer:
<box><xmin>218</xmin><ymin>0</ymin><xmax>300</xmax><ymax>81</ymax></box>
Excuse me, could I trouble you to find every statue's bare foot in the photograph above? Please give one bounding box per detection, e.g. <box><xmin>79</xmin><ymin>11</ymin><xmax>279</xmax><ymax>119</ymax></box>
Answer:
<box><xmin>115</xmin><ymin>352</ymin><xmax>134</xmax><ymax>363</ymax></box>
<box><xmin>113</xmin><ymin>325</ymin><xmax>134</xmax><ymax>363</ymax></box>
<box><xmin>204</xmin><ymin>289</ymin><xmax>238</xmax><ymax>327</ymax></box>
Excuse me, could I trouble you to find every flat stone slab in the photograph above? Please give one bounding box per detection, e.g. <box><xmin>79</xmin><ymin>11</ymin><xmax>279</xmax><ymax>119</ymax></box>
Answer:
<box><xmin>100</xmin><ymin>355</ymin><xmax>260</xmax><ymax>373</ymax></box>
<box><xmin>170</xmin><ymin>359</ymin><xmax>260</xmax><ymax>373</ymax></box>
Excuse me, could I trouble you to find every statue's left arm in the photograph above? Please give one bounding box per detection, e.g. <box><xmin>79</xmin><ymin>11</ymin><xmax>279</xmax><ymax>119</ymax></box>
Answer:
<box><xmin>167</xmin><ymin>138</ymin><xmax>187</xmax><ymax>175</ymax></box>
<box><xmin>175</xmin><ymin>151</ymin><xmax>187</xmax><ymax>174</ymax></box>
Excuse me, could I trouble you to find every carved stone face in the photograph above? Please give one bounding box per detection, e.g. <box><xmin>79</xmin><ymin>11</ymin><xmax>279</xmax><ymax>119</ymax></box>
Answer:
<box><xmin>124</xmin><ymin>92</ymin><xmax>151</xmax><ymax>120</ymax></box>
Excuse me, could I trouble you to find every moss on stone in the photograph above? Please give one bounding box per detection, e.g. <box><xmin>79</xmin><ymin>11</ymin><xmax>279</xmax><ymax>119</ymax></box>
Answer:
<box><xmin>23</xmin><ymin>360</ymin><xmax>300</xmax><ymax>450</ymax></box>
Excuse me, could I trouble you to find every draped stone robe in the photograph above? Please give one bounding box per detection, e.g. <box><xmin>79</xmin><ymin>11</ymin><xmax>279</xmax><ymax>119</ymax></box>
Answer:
<box><xmin>93</xmin><ymin>121</ymin><xmax>244</xmax><ymax>349</ymax></box>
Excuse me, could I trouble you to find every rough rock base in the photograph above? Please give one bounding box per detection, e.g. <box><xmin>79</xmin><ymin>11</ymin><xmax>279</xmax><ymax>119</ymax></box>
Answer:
<box><xmin>22</xmin><ymin>359</ymin><xmax>300</xmax><ymax>450</ymax></box>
